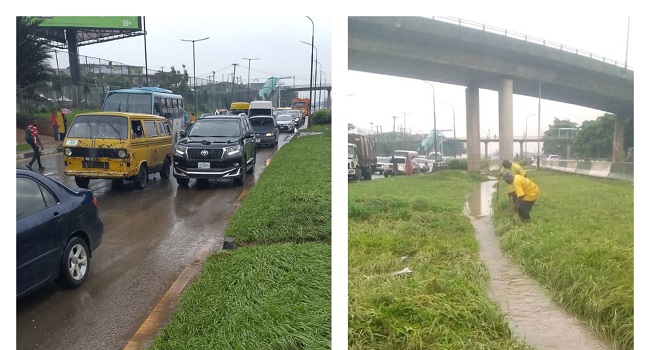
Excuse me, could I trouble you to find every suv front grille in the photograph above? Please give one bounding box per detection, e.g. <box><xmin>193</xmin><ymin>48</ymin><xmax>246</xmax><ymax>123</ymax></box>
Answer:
<box><xmin>188</xmin><ymin>148</ymin><xmax>223</xmax><ymax>159</ymax></box>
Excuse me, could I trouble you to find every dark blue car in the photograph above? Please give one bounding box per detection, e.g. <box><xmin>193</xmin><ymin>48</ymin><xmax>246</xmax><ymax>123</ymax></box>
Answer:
<box><xmin>16</xmin><ymin>169</ymin><xmax>104</xmax><ymax>298</ymax></box>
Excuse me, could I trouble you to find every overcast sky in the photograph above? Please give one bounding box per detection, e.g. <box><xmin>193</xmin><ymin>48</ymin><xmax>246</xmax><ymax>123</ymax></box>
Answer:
<box><xmin>344</xmin><ymin>15</ymin><xmax>637</xmax><ymax>156</ymax></box>
<box><xmin>45</xmin><ymin>16</ymin><xmax>332</xmax><ymax>100</ymax></box>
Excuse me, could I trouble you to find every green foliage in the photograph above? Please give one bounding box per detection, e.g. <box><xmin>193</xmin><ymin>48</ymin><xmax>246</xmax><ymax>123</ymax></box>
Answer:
<box><xmin>493</xmin><ymin>170</ymin><xmax>633</xmax><ymax>350</ymax></box>
<box><xmin>310</xmin><ymin>109</ymin><xmax>331</xmax><ymax>125</ymax></box>
<box><xmin>571</xmin><ymin>113</ymin><xmax>633</xmax><ymax>160</ymax></box>
<box><xmin>225</xmin><ymin>130</ymin><xmax>331</xmax><ymax>244</ymax></box>
<box><xmin>447</xmin><ymin>158</ymin><xmax>468</xmax><ymax>170</ymax></box>
<box><xmin>349</xmin><ymin>174</ymin><xmax>532</xmax><ymax>350</ymax></box>
<box><xmin>148</xmin><ymin>243</ymin><xmax>331</xmax><ymax>350</ymax></box>
<box><xmin>16</xmin><ymin>17</ymin><xmax>52</xmax><ymax>98</ymax></box>
<box><xmin>542</xmin><ymin>118</ymin><xmax>579</xmax><ymax>157</ymax></box>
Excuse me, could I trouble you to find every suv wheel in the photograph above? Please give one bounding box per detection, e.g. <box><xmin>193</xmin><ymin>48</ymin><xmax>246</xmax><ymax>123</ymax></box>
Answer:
<box><xmin>176</xmin><ymin>177</ymin><xmax>189</xmax><ymax>186</ymax></box>
<box><xmin>246</xmin><ymin>151</ymin><xmax>256</xmax><ymax>174</ymax></box>
<box><xmin>234</xmin><ymin>160</ymin><xmax>246</xmax><ymax>187</ymax></box>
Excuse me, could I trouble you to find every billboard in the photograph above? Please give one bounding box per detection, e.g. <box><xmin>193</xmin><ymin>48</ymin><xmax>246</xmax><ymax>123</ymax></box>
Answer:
<box><xmin>35</xmin><ymin>16</ymin><xmax>141</xmax><ymax>30</ymax></box>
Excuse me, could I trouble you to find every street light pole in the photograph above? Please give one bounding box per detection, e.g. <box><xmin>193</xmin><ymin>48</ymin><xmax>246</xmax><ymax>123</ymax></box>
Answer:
<box><xmin>242</xmin><ymin>57</ymin><xmax>260</xmax><ymax>102</ymax></box>
<box><xmin>316</xmin><ymin>61</ymin><xmax>322</xmax><ymax>111</ymax></box>
<box><xmin>524</xmin><ymin>113</ymin><xmax>536</xmax><ymax>160</ymax></box>
<box><xmin>300</xmin><ymin>40</ymin><xmax>317</xmax><ymax>112</ymax></box>
<box><xmin>180</xmin><ymin>37</ymin><xmax>209</xmax><ymax>118</ymax></box>
<box><xmin>305</xmin><ymin>17</ymin><xmax>314</xmax><ymax>123</ymax></box>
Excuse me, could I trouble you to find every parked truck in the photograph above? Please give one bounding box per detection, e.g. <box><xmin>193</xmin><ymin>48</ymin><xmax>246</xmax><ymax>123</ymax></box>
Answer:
<box><xmin>348</xmin><ymin>133</ymin><xmax>377</xmax><ymax>181</ymax></box>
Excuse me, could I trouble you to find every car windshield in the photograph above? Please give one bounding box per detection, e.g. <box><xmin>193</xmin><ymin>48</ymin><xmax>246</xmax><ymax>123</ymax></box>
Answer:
<box><xmin>277</xmin><ymin>115</ymin><xmax>292</xmax><ymax>121</ymax></box>
<box><xmin>250</xmin><ymin>117</ymin><xmax>274</xmax><ymax>127</ymax></box>
<box><xmin>189</xmin><ymin>119</ymin><xmax>240</xmax><ymax>137</ymax></box>
<box><xmin>377</xmin><ymin>157</ymin><xmax>389</xmax><ymax>163</ymax></box>
<box><xmin>394</xmin><ymin>157</ymin><xmax>406</xmax><ymax>164</ymax></box>
<box><xmin>67</xmin><ymin>115</ymin><xmax>128</xmax><ymax>139</ymax></box>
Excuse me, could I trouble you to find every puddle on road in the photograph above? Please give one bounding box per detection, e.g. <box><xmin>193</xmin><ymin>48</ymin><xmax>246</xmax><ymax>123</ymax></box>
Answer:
<box><xmin>465</xmin><ymin>181</ymin><xmax>612</xmax><ymax>350</ymax></box>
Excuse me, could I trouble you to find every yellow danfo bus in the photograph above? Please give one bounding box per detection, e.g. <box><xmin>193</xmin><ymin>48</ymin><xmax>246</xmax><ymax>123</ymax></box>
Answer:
<box><xmin>229</xmin><ymin>102</ymin><xmax>250</xmax><ymax>116</ymax></box>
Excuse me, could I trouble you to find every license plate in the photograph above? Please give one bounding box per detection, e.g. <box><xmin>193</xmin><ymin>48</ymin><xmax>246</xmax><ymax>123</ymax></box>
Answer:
<box><xmin>198</xmin><ymin>162</ymin><xmax>210</xmax><ymax>169</ymax></box>
<box><xmin>256</xmin><ymin>138</ymin><xmax>261</xmax><ymax>143</ymax></box>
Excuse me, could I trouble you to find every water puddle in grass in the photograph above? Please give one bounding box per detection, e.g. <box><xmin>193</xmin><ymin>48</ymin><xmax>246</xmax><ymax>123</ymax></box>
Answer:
<box><xmin>465</xmin><ymin>180</ymin><xmax>612</xmax><ymax>350</ymax></box>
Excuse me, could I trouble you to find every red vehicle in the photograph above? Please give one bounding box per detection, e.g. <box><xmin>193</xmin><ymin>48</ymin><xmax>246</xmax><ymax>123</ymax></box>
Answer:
<box><xmin>290</xmin><ymin>98</ymin><xmax>310</xmax><ymax>118</ymax></box>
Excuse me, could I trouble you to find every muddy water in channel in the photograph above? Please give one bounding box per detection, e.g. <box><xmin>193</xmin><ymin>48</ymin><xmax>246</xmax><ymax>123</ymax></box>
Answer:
<box><xmin>465</xmin><ymin>180</ymin><xmax>612</xmax><ymax>350</ymax></box>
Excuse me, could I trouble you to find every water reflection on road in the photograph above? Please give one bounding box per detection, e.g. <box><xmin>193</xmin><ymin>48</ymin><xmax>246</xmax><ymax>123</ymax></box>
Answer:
<box><xmin>465</xmin><ymin>181</ymin><xmax>612</xmax><ymax>350</ymax></box>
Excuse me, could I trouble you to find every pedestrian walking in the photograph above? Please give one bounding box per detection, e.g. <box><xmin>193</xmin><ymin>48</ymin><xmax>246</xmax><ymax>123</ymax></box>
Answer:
<box><xmin>25</xmin><ymin>119</ymin><xmax>45</xmax><ymax>172</ymax></box>
<box><xmin>502</xmin><ymin>171</ymin><xmax>539</xmax><ymax>224</ymax></box>
<box><xmin>50</xmin><ymin>110</ymin><xmax>59</xmax><ymax>141</ymax></box>
<box><xmin>56</xmin><ymin>108</ymin><xmax>66</xmax><ymax>141</ymax></box>
<box><xmin>500</xmin><ymin>159</ymin><xmax>526</xmax><ymax>204</ymax></box>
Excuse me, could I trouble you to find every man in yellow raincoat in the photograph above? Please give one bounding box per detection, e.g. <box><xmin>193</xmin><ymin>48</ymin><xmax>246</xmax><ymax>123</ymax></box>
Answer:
<box><xmin>499</xmin><ymin>159</ymin><xmax>526</xmax><ymax>205</ymax></box>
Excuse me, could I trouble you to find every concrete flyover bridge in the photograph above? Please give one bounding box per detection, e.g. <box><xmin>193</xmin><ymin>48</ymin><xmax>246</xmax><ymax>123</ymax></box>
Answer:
<box><xmin>348</xmin><ymin>16</ymin><xmax>633</xmax><ymax>172</ymax></box>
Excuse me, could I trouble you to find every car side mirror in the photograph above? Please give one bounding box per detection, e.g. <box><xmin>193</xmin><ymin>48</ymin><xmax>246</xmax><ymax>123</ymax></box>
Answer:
<box><xmin>244</xmin><ymin>131</ymin><xmax>254</xmax><ymax>138</ymax></box>
<box><xmin>180</xmin><ymin>130</ymin><xmax>187</xmax><ymax>138</ymax></box>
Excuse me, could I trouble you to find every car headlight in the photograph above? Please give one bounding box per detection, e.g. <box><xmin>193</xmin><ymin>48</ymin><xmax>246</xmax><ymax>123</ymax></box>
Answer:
<box><xmin>265</xmin><ymin>132</ymin><xmax>273</xmax><ymax>137</ymax></box>
<box><xmin>64</xmin><ymin>148</ymin><xmax>72</xmax><ymax>156</ymax></box>
<box><xmin>175</xmin><ymin>145</ymin><xmax>187</xmax><ymax>156</ymax></box>
<box><xmin>224</xmin><ymin>145</ymin><xmax>242</xmax><ymax>156</ymax></box>
<box><xmin>117</xmin><ymin>149</ymin><xmax>127</xmax><ymax>158</ymax></box>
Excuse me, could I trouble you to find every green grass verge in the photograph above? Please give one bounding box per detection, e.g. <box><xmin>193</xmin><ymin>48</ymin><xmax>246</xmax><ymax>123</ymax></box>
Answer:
<box><xmin>148</xmin><ymin>128</ymin><xmax>331</xmax><ymax>349</ymax></box>
<box><xmin>492</xmin><ymin>170</ymin><xmax>633</xmax><ymax>350</ymax></box>
<box><xmin>226</xmin><ymin>129</ymin><xmax>331</xmax><ymax>244</ymax></box>
<box><xmin>349</xmin><ymin>171</ymin><xmax>532</xmax><ymax>350</ymax></box>
<box><xmin>147</xmin><ymin>243</ymin><xmax>331</xmax><ymax>350</ymax></box>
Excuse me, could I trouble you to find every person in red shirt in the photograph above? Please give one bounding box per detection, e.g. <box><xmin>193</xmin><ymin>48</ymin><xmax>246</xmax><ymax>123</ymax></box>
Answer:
<box><xmin>50</xmin><ymin>110</ymin><xmax>59</xmax><ymax>141</ymax></box>
<box><xmin>26</xmin><ymin>119</ymin><xmax>45</xmax><ymax>172</ymax></box>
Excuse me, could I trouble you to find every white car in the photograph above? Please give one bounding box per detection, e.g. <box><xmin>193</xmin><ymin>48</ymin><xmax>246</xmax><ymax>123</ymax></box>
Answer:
<box><xmin>275</xmin><ymin>114</ymin><xmax>296</xmax><ymax>133</ymax></box>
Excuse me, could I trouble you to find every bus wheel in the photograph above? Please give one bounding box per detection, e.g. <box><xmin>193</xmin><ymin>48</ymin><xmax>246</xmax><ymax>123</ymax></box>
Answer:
<box><xmin>160</xmin><ymin>158</ymin><xmax>171</xmax><ymax>179</ymax></box>
<box><xmin>135</xmin><ymin>164</ymin><xmax>148</xmax><ymax>189</ymax></box>
<box><xmin>75</xmin><ymin>177</ymin><xmax>90</xmax><ymax>188</ymax></box>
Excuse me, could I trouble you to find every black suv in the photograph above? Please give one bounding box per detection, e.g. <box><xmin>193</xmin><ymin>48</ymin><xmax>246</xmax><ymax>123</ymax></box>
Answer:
<box><xmin>173</xmin><ymin>115</ymin><xmax>256</xmax><ymax>186</ymax></box>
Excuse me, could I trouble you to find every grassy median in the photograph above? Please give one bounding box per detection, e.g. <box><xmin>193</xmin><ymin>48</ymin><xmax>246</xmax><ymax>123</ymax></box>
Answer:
<box><xmin>349</xmin><ymin>172</ymin><xmax>532</xmax><ymax>350</ymax></box>
<box><xmin>148</xmin><ymin>126</ymin><xmax>331</xmax><ymax>350</ymax></box>
<box><xmin>492</xmin><ymin>170</ymin><xmax>633</xmax><ymax>350</ymax></box>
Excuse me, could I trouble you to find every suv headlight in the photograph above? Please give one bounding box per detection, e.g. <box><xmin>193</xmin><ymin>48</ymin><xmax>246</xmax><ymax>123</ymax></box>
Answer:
<box><xmin>224</xmin><ymin>145</ymin><xmax>242</xmax><ymax>156</ymax></box>
<box><xmin>265</xmin><ymin>132</ymin><xmax>273</xmax><ymax>137</ymax></box>
<box><xmin>175</xmin><ymin>145</ymin><xmax>187</xmax><ymax>156</ymax></box>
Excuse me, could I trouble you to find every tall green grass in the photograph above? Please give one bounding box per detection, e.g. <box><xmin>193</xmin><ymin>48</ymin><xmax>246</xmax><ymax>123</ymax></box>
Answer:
<box><xmin>492</xmin><ymin>170</ymin><xmax>633</xmax><ymax>350</ymax></box>
<box><xmin>349</xmin><ymin>172</ymin><xmax>532</xmax><ymax>350</ymax></box>
<box><xmin>148</xmin><ymin>243</ymin><xmax>331</xmax><ymax>350</ymax></box>
<box><xmin>226</xmin><ymin>129</ymin><xmax>331</xmax><ymax>245</ymax></box>
<box><xmin>148</xmin><ymin>129</ymin><xmax>331</xmax><ymax>349</ymax></box>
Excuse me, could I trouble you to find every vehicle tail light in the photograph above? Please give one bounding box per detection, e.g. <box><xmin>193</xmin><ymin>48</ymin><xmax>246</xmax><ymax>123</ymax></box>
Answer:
<box><xmin>93</xmin><ymin>196</ymin><xmax>99</xmax><ymax>208</ymax></box>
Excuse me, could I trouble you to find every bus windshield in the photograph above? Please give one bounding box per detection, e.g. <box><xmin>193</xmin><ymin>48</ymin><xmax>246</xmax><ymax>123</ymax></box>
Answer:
<box><xmin>103</xmin><ymin>93</ymin><xmax>152</xmax><ymax>114</ymax></box>
<box><xmin>68</xmin><ymin>115</ymin><xmax>129</xmax><ymax>140</ymax></box>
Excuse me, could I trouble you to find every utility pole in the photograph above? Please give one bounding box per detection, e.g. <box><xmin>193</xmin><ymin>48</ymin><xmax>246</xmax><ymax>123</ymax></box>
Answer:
<box><xmin>242</xmin><ymin>57</ymin><xmax>260</xmax><ymax>102</ymax></box>
<box><xmin>231</xmin><ymin>63</ymin><xmax>239</xmax><ymax>103</ymax></box>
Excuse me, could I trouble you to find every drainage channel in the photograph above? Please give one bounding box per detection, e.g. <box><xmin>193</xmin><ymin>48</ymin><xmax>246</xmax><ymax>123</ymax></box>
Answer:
<box><xmin>465</xmin><ymin>180</ymin><xmax>612</xmax><ymax>350</ymax></box>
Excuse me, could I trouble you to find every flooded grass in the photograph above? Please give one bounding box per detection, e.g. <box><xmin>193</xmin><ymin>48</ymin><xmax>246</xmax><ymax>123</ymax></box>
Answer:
<box><xmin>349</xmin><ymin>172</ymin><xmax>532</xmax><ymax>349</ymax></box>
<box><xmin>492</xmin><ymin>170</ymin><xmax>633</xmax><ymax>350</ymax></box>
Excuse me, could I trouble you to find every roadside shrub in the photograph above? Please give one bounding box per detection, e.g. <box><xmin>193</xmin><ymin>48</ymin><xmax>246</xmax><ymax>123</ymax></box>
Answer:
<box><xmin>448</xmin><ymin>158</ymin><xmax>468</xmax><ymax>170</ymax></box>
<box><xmin>310</xmin><ymin>109</ymin><xmax>331</xmax><ymax>125</ymax></box>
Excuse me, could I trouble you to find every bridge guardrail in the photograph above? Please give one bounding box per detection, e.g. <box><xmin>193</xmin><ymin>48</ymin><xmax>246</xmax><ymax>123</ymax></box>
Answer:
<box><xmin>432</xmin><ymin>16</ymin><xmax>632</xmax><ymax>70</ymax></box>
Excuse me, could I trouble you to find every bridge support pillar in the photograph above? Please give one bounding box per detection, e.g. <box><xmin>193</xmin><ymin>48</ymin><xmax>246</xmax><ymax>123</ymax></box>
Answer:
<box><xmin>466</xmin><ymin>85</ymin><xmax>480</xmax><ymax>172</ymax></box>
<box><xmin>483</xmin><ymin>141</ymin><xmax>489</xmax><ymax>160</ymax></box>
<box><xmin>613</xmin><ymin>115</ymin><xmax>625</xmax><ymax>162</ymax></box>
<box><xmin>519</xmin><ymin>141</ymin><xmax>524</xmax><ymax>160</ymax></box>
<box><xmin>498</xmin><ymin>78</ymin><xmax>514</xmax><ymax>162</ymax></box>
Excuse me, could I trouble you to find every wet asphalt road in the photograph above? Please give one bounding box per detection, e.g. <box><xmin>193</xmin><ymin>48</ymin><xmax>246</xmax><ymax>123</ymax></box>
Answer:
<box><xmin>16</xmin><ymin>131</ymin><xmax>296</xmax><ymax>350</ymax></box>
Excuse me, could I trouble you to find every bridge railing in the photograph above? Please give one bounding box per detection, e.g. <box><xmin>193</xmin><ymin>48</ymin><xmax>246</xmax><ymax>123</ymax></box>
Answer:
<box><xmin>432</xmin><ymin>16</ymin><xmax>632</xmax><ymax>70</ymax></box>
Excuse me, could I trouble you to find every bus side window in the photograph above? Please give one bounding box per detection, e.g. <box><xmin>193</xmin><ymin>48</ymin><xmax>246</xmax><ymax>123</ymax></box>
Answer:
<box><xmin>154</xmin><ymin>102</ymin><xmax>162</xmax><ymax>116</ymax></box>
